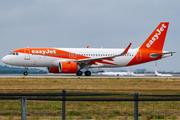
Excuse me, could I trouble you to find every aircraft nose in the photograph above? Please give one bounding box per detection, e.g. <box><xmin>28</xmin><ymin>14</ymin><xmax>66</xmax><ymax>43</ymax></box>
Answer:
<box><xmin>2</xmin><ymin>56</ymin><xmax>8</xmax><ymax>64</ymax></box>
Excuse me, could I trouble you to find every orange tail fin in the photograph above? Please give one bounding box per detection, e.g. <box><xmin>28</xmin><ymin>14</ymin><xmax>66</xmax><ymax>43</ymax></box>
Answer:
<box><xmin>140</xmin><ymin>22</ymin><xmax>169</xmax><ymax>51</ymax></box>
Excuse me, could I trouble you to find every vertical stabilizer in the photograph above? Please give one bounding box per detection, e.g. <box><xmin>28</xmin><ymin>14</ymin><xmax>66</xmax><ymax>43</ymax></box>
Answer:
<box><xmin>140</xmin><ymin>22</ymin><xmax>169</xmax><ymax>51</ymax></box>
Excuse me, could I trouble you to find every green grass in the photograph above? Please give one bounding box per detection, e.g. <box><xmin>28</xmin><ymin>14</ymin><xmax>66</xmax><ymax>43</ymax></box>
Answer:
<box><xmin>0</xmin><ymin>78</ymin><xmax>180</xmax><ymax>119</ymax></box>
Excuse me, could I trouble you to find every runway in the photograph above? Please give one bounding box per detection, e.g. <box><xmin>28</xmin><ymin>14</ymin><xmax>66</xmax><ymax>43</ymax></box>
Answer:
<box><xmin>1</xmin><ymin>74</ymin><xmax>180</xmax><ymax>79</ymax></box>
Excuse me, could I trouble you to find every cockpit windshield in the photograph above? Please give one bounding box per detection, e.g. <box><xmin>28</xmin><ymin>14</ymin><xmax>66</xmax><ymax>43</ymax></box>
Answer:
<box><xmin>9</xmin><ymin>52</ymin><xmax>19</xmax><ymax>55</ymax></box>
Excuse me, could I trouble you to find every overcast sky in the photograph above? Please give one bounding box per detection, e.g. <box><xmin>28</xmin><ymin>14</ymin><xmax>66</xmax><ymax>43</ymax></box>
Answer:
<box><xmin>0</xmin><ymin>0</ymin><xmax>179</xmax><ymax>71</ymax></box>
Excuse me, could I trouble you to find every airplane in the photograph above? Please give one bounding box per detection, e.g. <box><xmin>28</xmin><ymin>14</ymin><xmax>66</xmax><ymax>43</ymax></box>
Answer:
<box><xmin>155</xmin><ymin>61</ymin><xmax>172</xmax><ymax>77</ymax></box>
<box><xmin>98</xmin><ymin>68</ymin><xmax>145</xmax><ymax>76</ymax></box>
<box><xmin>155</xmin><ymin>71</ymin><xmax>172</xmax><ymax>77</ymax></box>
<box><xmin>2</xmin><ymin>22</ymin><xmax>175</xmax><ymax>76</ymax></box>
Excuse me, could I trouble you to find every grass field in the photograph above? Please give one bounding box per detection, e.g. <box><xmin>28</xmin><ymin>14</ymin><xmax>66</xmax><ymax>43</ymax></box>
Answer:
<box><xmin>0</xmin><ymin>78</ymin><xmax>180</xmax><ymax>120</ymax></box>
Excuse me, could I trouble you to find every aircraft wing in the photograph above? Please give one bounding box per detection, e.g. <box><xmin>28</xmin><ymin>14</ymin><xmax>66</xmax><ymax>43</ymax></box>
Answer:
<box><xmin>70</xmin><ymin>43</ymin><xmax>132</xmax><ymax>63</ymax></box>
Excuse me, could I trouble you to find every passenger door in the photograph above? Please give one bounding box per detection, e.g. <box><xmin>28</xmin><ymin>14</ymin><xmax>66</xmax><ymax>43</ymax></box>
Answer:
<box><xmin>24</xmin><ymin>49</ymin><xmax>30</xmax><ymax>60</ymax></box>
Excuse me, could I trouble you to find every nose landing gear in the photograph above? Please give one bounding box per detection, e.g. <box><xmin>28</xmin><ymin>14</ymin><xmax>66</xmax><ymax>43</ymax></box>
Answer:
<box><xmin>23</xmin><ymin>67</ymin><xmax>28</xmax><ymax>76</ymax></box>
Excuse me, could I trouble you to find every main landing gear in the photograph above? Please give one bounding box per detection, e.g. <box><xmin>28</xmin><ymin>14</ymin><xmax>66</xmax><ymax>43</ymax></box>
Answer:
<box><xmin>76</xmin><ymin>70</ymin><xmax>91</xmax><ymax>76</ymax></box>
<box><xmin>76</xmin><ymin>70</ymin><xmax>83</xmax><ymax>76</ymax></box>
<box><xmin>23</xmin><ymin>67</ymin><xmax>28</xmax><ymax>76</ymax></box>
<box><xmin>85</xmin><ymin>71</ymin><xmax>91</xmax><ymax>76</ymax></box>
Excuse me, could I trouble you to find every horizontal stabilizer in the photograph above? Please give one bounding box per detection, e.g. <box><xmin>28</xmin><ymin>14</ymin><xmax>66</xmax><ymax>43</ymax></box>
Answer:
<box><xmin>150</xmin><ymin>52</ymin><xmax>175</xmax><ymax>58</ymax></box>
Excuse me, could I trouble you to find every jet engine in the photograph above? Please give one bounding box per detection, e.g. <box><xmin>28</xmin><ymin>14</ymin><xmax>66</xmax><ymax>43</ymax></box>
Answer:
<box><xmin>48</xmin><ymin>61</ymin><xmax>78</xmax><ymax>73</ymax></box>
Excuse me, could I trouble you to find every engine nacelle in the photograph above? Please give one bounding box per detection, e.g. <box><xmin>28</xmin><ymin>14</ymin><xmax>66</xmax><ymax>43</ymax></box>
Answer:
<box><xmin>48</xmin><ymin>67</ymin><xmax>60</xmax><ymax>73</ymax></box>
<box><xmin>48</xmin><ymin>62</ymin><xmax>78</xmax><ymax>73</ymax></box>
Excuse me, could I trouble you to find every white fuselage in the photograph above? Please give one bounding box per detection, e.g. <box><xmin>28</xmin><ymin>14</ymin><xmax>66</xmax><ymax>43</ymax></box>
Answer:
<box><xmin>2</xmin><ymin>48</ymin><xmax>139</xmax><ymax>68</ymax></box>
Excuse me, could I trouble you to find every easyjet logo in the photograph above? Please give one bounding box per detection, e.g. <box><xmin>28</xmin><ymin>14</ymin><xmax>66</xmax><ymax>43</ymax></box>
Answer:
<box><xmin>146</xmin><ymin>24</ymin><xmax>167</xmax><ymax>48</ymax></box>
<box><xmin>31</xmin><ymin>50</ymin><xmax>56</xmax><ymax>54</ymax></box>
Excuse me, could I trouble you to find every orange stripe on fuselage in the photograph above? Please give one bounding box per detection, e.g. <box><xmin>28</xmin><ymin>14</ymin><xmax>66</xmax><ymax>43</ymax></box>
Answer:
<box><xmin>12</xmin><ymin>48</ymin><xmax>89</xmax><ymax>60</ymax></box>
<box><xmin>102</xmin><ymin>58</ymin><xmax>114</xmax><ymax>61</ymax></box>
<box><xmin>92</xmin><ymin>60</ymin><xmax>118</xmax><ymax>66</ymax></box>
<box><xmin>12</xmin><ymin>48</ymin><xmax>117</xmax><ymax>66</ymax></box>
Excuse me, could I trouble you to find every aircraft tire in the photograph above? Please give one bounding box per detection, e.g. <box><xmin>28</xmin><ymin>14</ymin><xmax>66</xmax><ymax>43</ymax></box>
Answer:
<box><xmin>23</xmin><ymin>72</ymin><xmax>28</xmax><ymax>76</ymax></box>
<box><xmin>76</xmin><ymin>71</ymin><xmax>83</xmax><ymax>76</ymax></box>
<box><xmin>85</xmin><ymin>71</ymin><xmax>91</xmax><ymax>76</ymax></box>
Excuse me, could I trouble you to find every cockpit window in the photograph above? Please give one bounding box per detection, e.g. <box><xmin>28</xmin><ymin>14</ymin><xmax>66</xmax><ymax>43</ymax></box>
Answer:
<box><xmin>9</xmin><ymin>52</ymin><xmax>19</xmax><ymax>55</ymax></box>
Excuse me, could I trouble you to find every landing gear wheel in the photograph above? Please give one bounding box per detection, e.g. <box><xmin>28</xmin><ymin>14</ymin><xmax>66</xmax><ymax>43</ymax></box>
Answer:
<box><xmin>85</xmin><ymin>71</ymin><xmax>91</xmax><ymax>76</ymax></box>
<box><xmin>76</xmin><ymin>71</ymin><xmax>83</xmax><ymax>76</ymax></box>
<box><xmin>23</xmin><ymin>72</ymin><xmax>28</xmax><ymax>76</ymax></box>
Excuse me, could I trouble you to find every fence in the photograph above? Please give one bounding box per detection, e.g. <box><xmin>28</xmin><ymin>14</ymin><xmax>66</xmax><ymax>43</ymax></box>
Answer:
<box><xmin>0</xmin><ymin>89</ymin><xmax>180</xmax><ymax>120</ymax></box>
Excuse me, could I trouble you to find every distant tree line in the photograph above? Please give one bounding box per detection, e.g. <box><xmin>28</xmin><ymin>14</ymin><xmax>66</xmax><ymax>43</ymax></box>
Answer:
<box><xmin>0</xmin><ymin>65</ymin><xmax>47</xmax><ymax>74</ymax></box>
